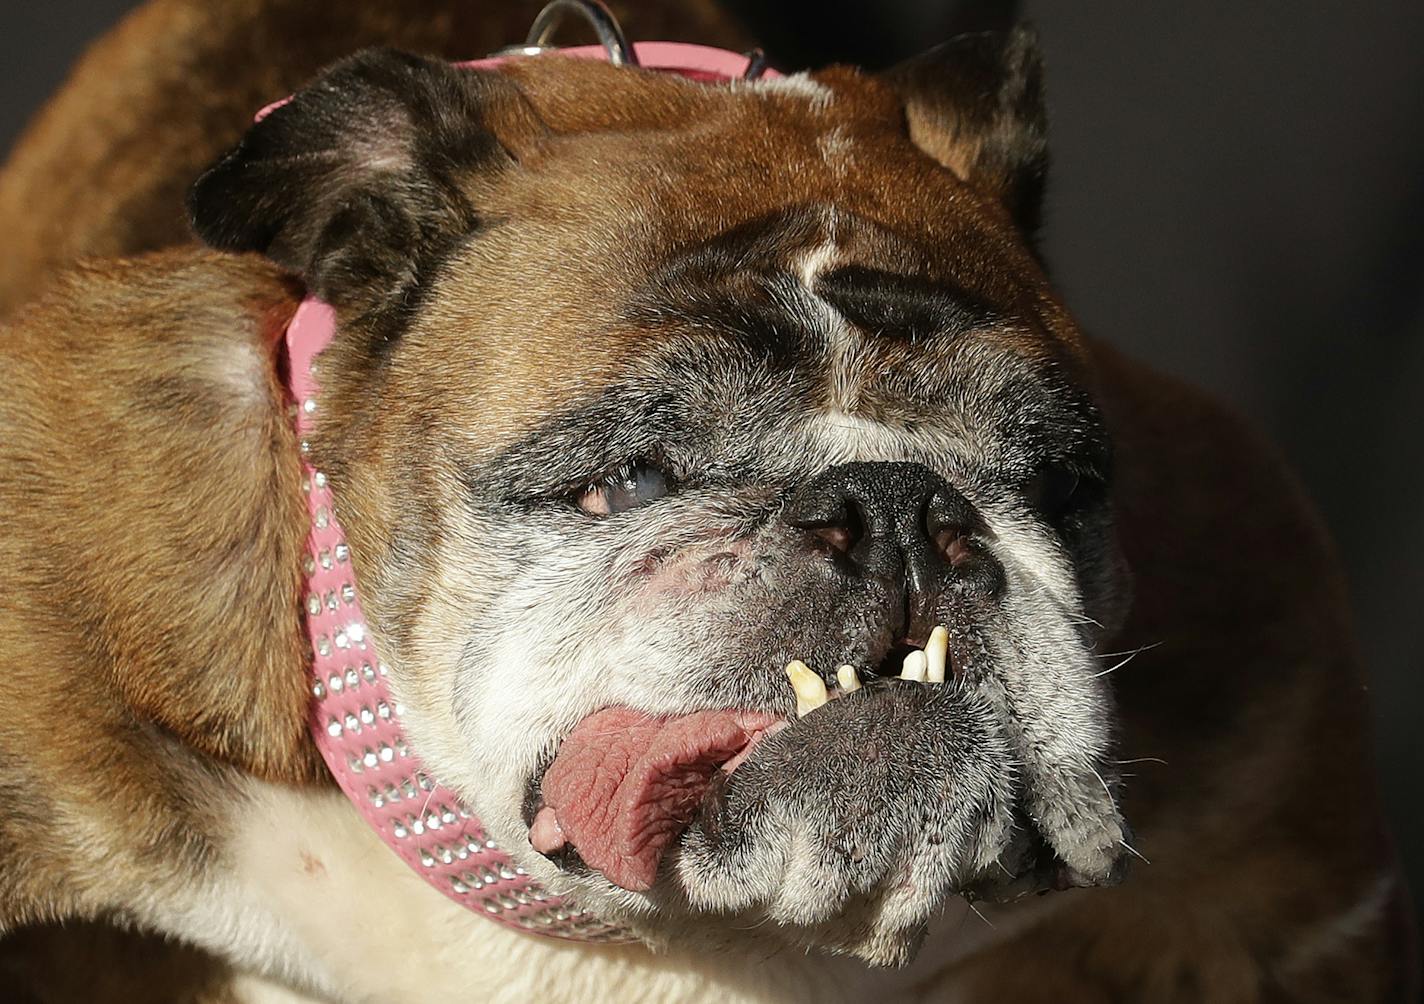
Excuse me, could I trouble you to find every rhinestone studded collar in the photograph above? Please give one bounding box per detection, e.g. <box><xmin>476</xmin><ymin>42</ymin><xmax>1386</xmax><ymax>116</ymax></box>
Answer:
<box><xmin>287</xmin><ymin>43</ymin><xmax>778</xmax><ymax>943</ymax></box>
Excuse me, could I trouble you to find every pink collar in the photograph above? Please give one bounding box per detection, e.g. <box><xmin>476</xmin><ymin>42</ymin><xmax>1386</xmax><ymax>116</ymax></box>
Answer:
<box><xmin>289</xmin><ymin>42</ymin><xmax>779</xmax><ymax>943</ymax></box>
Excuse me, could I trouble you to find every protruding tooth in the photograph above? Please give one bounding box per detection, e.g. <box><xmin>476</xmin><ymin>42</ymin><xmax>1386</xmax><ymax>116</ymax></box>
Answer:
<box><xmin>900</xmin><ymin>650</ymin><xmax>928</xmax><ymax>683</ymax></box>
<box><xmin>786</xmin><ymin>660</ymin><xmax>829</xmax><ymax>716</ymax></box>
<box><xmin>836</xmin><ymin>664</ymin><xmax>861</xmax><ymax>693</ymax></box>
<box><xmin>925</xmin><ymin>626</ymin><xmax>949</xmax><ymax>683</ymax></box>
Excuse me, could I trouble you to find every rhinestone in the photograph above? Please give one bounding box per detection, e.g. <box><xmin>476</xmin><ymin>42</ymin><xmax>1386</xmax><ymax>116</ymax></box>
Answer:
<box><xmin>442</xmin><ymin>808</ymin><xmax>458</xmax><ymax>825</ymax></box>
<box><xmin>312</xmin><ymin>681</ymin><xmax>325</xmax><ymax>699</ymax></box>
<box><xmin>303</xmin><ymin>555</ymin><xmax>316</xmax><ymax>576</ymax></box>
<box><xmin>514</xmin><ymin>865</ymin><xmax>528</xmax><ymax>876</ymax></box>
<box><xmin>301</xmin><ymin>476</ymin><xmax>311</xmax><ymax>495</ymax></box>
<box><xmin>341</xmin><ymin>583</ymin><xmax>356</xmax><ymax>605</ymax></box>
<box><xmin>316</xmin><ymin>635</ymin><xmax>331</xmax><ymax>656</ymax></box>
<box><xmin>485</xmin><ymin>839</ymin><xmax>499</xmax><ymax>850</ymax></box>
<box><xmin>378</xmin><ymin>744</ymin><xmax>394</xmax><ymax>763</ymax></box>
<box><xmin>300</xmin><ymin>439</ymin><xmax>311</xmax><ymax>455</ymax></box>
<box><xmin>328</xmin><ymin>673</ymin><xmax>343</xmax><ymax>693</ymax></box>
<box><xmin>392</xmin><ymin>821</ymin><xmax>408</xmax><ymax>839</ymax></box>
<box><xmin>401</xmin><ymin>779</ymin><xmax>418</xmax><ymax>799</ymax></box>
<box><xmin>347</xmin><ymin>755</ymin><xmax>365</xmax><ymax>774</ymax></box>
<box><xmin>334</xmin><ymin>629</ymin><xmax>350</xmax><ymax>649</ymax></box>
<box><xmin>410</xmin><ymin>817</ymin><xmax>425</xmax><ymax>836</ymax></box>
<box><xmin>376</xmin><ymin>701</ymin><xmax>391</xmax><ymax>720</ymax></box>
<box><xmin>500</xmin><ymin>895</ymin><xmax>520</xmax><ymax>909</ymax></box>
<box><xmin>325</xmin><ymin>591</ymin><xmax>339</xmax><ymax>611</ymax></box>
<box><xmin>359</xmin><ymin>707</ymin><xmax>374</xmax><ymax>725</ymax></box>
<box><xmin>319</xmin><ymin>548</ymin><xmax>333</xmax><ymax>570</ymax></box>
<box><xmin>362</xmin><ymin>749</ymin><xmax>379</xmax><ymax>769</ymax></box>
<box><xmin>306</xmin><ymin>594</ymin><xmax>321</xmax><ymax>615</ymax></box>
<box><xmin>455</xmin><ymin>845</ymin><xmax>469</xmax><ymax>860</ymax></box>
<box><xmin>335</xmin><ymin>543</ymin><xmax>350</xmax><ymax>563</ymax></box>
<box><xmin>378</xmin><ymin>662</ymin><xmax>390</xmax><ymax>677</ymax></box>
<box><xmin>451</xmin><ymin>878</ymin><xmax>469</xmax><ymax>895</ymax></box>
<box><xmin>303</xmin><ymin>398</ymin><xmax>316</xmax><ymax>414</ymax></box>
<box><xmin>484</xmin><ymin>901</ymin><xmax>502</xmax><ymax>914</ymax></box>
<box><xmin>419</xmin><ymin>849</ymin><xmax>435</xmax><ymax>868</ymax></box>
<box><xmin>347</xmin><ymin>623</ymin><xmax>366</xmax><ymax>644</ymax></box>
<box><xmin>342</xmin><ymin>668</ymin><xmax>357</xmax><ymax>689</ymax></box>
<box><xmin>315</xmin><ymin>507</ymin><xmax>330</xmax><ymax>529</ymax></box>
<box><xmin>439</xmin><ymin>846</ymin><xmax>454</xmax><ymax>865</ymax></box>
<box><xmin>466</xmin><ymin>838</ymin><xmax>482</xmax><ymax>854</ymax></box>
<box><xmin>361</xmin><ymin>663</ymin><xmax>377</xmax><ymax>683</ymax></box>
<box><xmin>343</xmin><ymin>713</ymin><xmax>360</xmax><ymax>733</ymax></box>
<box><xmin>325</xmin><ymin>718</ymin><xmax>342</xmax><ymax>737</ymax></box>
<box><xmin>395</xmin><ymin>741</ymin><xmax>409</xmax><ymax>758</ymax></box>
<box><xmin>426</xmin><ymin>813</ymin><xmax>442</xmax><ymax>831</ymax></box>
<box><xmin>498</xmin><ymin>864</ymin><xmax>516</xmax><ymax>880</ymax></box>
<box><xmin>314</xmin><ymin>471</ymin><xmax>327</xmax><ymax>488</ymax></box>
<box><xmin>368</xmin><ymin>787</ymin><xmax>385</xmax><ymax>808</ymax></box>
<box><xmin>456</xmin><ymin>805</ymin><xmax>471</xmax><ymax>819</ymax></box>
<box><xmin>415</xmin><ymin>772</ymin><xmax>433</xmax><ymax>791</ymax></box>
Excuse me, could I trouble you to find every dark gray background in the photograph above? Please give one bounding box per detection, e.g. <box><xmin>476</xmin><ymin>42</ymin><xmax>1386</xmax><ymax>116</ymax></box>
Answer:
<box><xmin>4</xmin><ymin>0</ymin><xmax>1420</xmax><ymax>915</ymax></box>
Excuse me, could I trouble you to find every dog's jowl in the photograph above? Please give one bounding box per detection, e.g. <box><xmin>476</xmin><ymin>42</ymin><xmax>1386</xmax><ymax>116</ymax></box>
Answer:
<box><xmin>0</xmin><ymin>5</ymin><xmax>1414</xmax><ymax>1003</ymax></box>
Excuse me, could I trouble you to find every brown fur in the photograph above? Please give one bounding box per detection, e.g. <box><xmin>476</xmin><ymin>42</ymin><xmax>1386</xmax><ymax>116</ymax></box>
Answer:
<box><xmin>0</xmin><ymin>1</ymin><xmax>1415</xmax><ymax>1000</ymax></box>
<box><xmin>0</xmin><ymin>0</ymin><xmax>748</xmax><ymax>319</ymax></box>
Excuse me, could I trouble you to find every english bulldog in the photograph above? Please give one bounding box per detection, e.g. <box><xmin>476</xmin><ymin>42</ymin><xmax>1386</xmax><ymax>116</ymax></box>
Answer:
<box><xmin>0</xmin><ymin>4</ymin><xmax>1415</xmax><ymax>1002</ymax></box>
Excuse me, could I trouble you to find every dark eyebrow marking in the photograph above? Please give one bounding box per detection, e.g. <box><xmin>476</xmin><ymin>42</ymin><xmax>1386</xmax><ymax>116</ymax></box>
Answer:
<box><xmin>813</xmin><ymin>265</ymin><xmax>1001</xmax><ymax>341</ymax></box>
<box><xmin>462</xmin><ymin>384</ymin><xmax>681</xmax><ymax>504</ymax></box>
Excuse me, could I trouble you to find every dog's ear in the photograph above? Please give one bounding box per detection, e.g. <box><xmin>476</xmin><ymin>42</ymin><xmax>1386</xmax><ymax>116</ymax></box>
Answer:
<box><xmin>882</xmin><ymin>23</ymin><xmax>1047</xmax><ymax>235</ymax></box>
<box><xmin>189</xmin><ymin>48</ymin><xmax>543</xmax><ymax>328</ymax></box>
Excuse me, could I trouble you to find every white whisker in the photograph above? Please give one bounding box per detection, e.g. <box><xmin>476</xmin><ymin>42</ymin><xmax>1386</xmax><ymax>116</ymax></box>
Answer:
<box><xmin>966</xmin><ymin>900</ymin><xmax>997</xmax><ymax>930</ymax></box>
<box><xmin>1118</xmin><ymin>838</ymin><xmax>1151</xmax><ymax>865</ymax></box>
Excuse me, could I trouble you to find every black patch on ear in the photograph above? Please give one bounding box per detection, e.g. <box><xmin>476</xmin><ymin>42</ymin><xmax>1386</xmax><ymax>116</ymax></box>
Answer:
<box><xmin>883</xmin><ymin>23</ymin><xmax>1048</xmax><ymax>236</ymax></box>
<box><xmin>188</xmin><ymin>48</ymin><xmax>540</xmax><ymax>348</ymax></box>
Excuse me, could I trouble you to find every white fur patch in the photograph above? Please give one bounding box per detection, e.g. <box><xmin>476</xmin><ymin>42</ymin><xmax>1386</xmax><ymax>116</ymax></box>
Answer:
<box><xmin>757</xmin><ymin>73</ymin><xmax>834</xmax><ymax>110</ymax></box>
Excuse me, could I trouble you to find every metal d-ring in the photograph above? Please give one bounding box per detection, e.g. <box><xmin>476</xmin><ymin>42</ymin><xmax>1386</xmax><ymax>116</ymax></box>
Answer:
<box><xmin>524</xmin><ymin>0</ymin><xmax>639</xmax><ymax>67</ymax></box>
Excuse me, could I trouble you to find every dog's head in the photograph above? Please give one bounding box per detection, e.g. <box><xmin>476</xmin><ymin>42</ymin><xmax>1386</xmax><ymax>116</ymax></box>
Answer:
<box><xmin>191</xmin><ymin>27</ymin><xmax>1130</xmax><ymax>966</ymax></box>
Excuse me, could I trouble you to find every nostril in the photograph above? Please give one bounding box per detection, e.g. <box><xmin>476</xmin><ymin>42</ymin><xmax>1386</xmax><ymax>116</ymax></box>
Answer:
<box><xmin>934</xmin><ymin>529</ymin><xmax>973</xmax><ymax>568</ymax></box>
<box><xmin>814</xmin><ymin>525</ymin><xmax>855</xmax><ymax>553</ymax></box>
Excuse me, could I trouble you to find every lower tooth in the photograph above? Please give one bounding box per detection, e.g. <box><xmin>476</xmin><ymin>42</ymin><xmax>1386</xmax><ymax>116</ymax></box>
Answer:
<box><xmin>836</xmin><ymin>665</ymin><xmax>862</xmax><ymax>692</ymax></box>
<box><xmin>785</xmin><ymin>660</ymin><xmax>829</xmax><ymax>716</ymax></box>
<box><xmin>900</xmin><ymin>650</ymin><xmax>928</xmax><ymax>683</ymax></box>
<box><xmin>925</xmin><ymin>625</ymin><xmax>949</xmax><ymax>683</ymax></box>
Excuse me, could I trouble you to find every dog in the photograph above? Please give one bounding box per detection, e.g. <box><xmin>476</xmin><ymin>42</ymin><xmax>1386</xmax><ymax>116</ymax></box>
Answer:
<box><xmin>0</xmin><ymin>1</ymin><xmax>1416</xmax><ymax>1000</ymax></box>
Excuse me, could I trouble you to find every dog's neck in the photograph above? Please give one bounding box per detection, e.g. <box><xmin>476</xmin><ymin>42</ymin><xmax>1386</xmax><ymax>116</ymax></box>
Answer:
<box><xmin>284</xmin><ymin>43</ymin><xmax>779</xmax><ymax>945</ymax></box>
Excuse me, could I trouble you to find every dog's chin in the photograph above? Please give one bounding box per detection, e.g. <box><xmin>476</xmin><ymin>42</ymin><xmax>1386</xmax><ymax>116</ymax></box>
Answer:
<box><xmin>502</xmin><ymin>652</ymin><xmax>1054</xmax><ymax>966</ymax></box>
<box><xmin>515</xmin><ymin>644</ymin><xmax>942</xmax><ymax>897</ymax></box>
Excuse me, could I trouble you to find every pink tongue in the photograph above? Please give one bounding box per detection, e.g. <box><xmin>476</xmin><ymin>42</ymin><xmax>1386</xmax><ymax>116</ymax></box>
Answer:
<box><xmin>537</xmin><ymin>707</ymin><xmax>776</xmax><ymax>891</ymax></box>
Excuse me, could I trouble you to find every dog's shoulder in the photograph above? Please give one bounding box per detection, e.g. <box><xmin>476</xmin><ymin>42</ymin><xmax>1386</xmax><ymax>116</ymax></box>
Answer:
<box><xmin>0</xmin><ymin>250</ymin><xmax>322</xmax><ymax>902</ymax></box>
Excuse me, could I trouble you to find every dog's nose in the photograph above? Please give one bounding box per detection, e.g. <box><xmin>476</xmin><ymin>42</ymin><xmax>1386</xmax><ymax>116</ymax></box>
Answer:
<box><xmin>783</xmin><ymin>461</ymin><xmax>998</xmax><ymax>639</ymax></box>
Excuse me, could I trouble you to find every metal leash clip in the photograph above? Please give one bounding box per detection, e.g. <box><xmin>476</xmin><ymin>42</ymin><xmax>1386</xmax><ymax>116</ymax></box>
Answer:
<box><xmin>491</xmin><ymin>0</ymin><xmax>770</xmax><ymax>79</ymax></box>
<box><xmin>490</xmin><ymin>0</ymin><xmax>637</xmax><ymax>65</ymax></box>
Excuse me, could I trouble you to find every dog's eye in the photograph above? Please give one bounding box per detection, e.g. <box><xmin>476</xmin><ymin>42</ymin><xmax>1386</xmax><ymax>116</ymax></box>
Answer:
<box><xmin>1024</xmin><ymin>465</ymin><xmax>1099</xmax><ymax>523</ymax></box>
<box><xmin>576</xmin><ymin>461</ymin><xmax>672</xmax><ymax>516</ymax></box>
